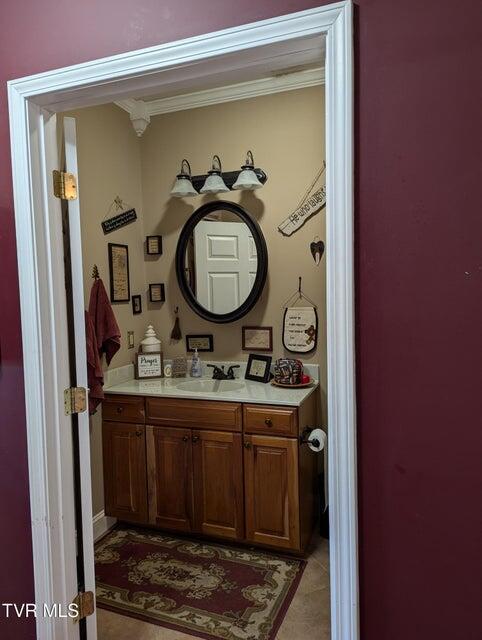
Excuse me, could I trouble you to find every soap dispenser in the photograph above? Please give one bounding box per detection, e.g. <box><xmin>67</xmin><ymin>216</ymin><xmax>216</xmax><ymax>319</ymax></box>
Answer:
<box><xmin>190</xmin><ymin>348</ymin><xmax>203</xmax><ymax>378</ymax></box>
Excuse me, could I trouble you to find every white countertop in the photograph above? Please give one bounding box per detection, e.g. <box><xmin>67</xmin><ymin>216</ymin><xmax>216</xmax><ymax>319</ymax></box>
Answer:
<box><xmin>104</xmin><ymin>375</ymin><xmax>318</xmax><ymax>407</ymax></box>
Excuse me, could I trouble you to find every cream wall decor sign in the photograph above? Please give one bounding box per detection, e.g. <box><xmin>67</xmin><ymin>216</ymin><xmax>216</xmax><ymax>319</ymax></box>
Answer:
<box><xmin>283</xmin><ymin>306</ymin><xmax>318</xmax><ymax>353</ymax></box>
<box><xmin>278</xmin><ymin>164</ymin><xmax>326</xmax><ymax>236</ymax></box>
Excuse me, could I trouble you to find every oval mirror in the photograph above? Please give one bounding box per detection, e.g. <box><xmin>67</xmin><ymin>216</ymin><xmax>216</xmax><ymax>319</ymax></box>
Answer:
<box><xmin>175</xmin><ymin>201</ymin><xmax>268</xmax><ymax>323</ymax></box>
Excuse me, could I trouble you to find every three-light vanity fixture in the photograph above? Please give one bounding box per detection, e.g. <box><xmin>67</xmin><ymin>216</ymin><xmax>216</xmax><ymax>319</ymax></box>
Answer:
<box><xmin>170</xmin><ymin>151</ymin><xmax>267</xmax><ymax>198</ymax></box>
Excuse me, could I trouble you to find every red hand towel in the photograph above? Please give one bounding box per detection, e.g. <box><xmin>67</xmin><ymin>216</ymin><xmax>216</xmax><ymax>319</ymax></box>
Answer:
<box><xmin>88</xmin><ymin>278</ymin><xmax>121</xmax><ymax>365</ymax></box>
<box><xmin>85</xmin><ymin>311</ymin><xmax>104</xmax><ymax>414</ymax></box>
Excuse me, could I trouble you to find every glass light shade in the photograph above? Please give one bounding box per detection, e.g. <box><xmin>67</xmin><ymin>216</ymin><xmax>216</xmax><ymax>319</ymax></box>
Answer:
<box><xmin>170</xmin><ymin>175</ymin><xmax>198</xmax><ymax>198</ymax></box>
<box><xmin>200</xmin><ymin>172</ymin><xmax>230</xmax><ymax>194</ymax></box>
<box><xmin>232</xmin><ymin>167</ymin><xmax>263</xmax><ymax>190</ymax></box>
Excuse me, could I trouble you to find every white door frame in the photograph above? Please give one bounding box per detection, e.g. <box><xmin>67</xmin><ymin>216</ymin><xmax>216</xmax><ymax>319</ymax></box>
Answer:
<box><xmin>8</xmin><ymin>3</ymin><xmax>357</xmax><ymax>639</ymax></box>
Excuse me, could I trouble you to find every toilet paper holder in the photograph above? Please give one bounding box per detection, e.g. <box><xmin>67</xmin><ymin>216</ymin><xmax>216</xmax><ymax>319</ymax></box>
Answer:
<box><xmin>299</xmin><ymin>426</ymin><xmax>321</xmax><ymax>448</ymax></box>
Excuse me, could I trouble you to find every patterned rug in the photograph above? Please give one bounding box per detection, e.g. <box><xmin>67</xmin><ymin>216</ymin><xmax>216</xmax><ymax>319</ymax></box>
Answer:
<box><xmin>95</xmin><ymin>527</ymin><xmax>305</xmax><ymax>640</ymax></box>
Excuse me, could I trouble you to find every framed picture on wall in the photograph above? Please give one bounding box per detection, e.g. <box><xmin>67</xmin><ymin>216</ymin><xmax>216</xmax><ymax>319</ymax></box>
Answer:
<box><xmin>132</xmin><ymin>294</ymin><xmax>142</xmax><ymax>314</ymax></box>
<box><xmin>149</xmin><ymin>283</ymin><xmax>165</xmax><ymax>302</ymax></box>
<box><xmin>146</xmin><ymin>235</ymin><xmax>163</xmax><ymax>255</ymax></box>
<box><xmin>242</xmin><ymin>326</ymin><xmax>273</xmax><ymax>352</ymax></box>
<box><xmin>108</xmin><ymin>243</ymin><xmax>130</xmax><ymax>302</ymax></box>
<box><xmin>186</xmin><ymin>334</ymin><xmax>214</xmax><ymax>352</ymax></box>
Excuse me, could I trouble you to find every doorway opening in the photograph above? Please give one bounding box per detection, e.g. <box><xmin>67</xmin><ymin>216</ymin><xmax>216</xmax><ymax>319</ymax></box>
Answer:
<box><xmin>8</xmin><ymin>4</ymin><xmax>356</xmax><ymax>640</ymax></box>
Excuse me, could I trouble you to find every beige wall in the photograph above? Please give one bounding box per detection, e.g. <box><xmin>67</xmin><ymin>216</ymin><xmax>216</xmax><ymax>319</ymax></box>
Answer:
<box><xmin>66</xmin><ymin>86</ymin><xmax>326</xmax><ymax>516</ymax></box>
<box><xmin>140</xmin><ymin>86</ymin><xmax>326</xmax><ymax>411</ymax></box>
<box><xmin>61</xmin><ymin>104</ymin><xmax>147</xmax><ymax>515</ymax></box>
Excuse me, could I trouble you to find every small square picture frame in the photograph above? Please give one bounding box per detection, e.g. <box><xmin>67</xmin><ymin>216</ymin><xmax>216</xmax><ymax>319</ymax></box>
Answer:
<box><xmin>146</xmin><ymin>235</ymin><xmax>163</xmax><ymax>255</ymax></box>
<box><xmin>135</xmin><ymin>351</ymin><xmax>163</xmax><ymax>379</ymax></box>
<box><xmin>244</xmin><ymin>354</ymin><xmax>272</xmax><ymax>384</ymax></box>
<box><xmin>132</xmin><ymin>294</ymin><xmax>142</xmax><ymax>315</ymax></box>
<box><xmin>185</xmin><ymin>334</ymin><xmax>214</xmax><ymax>352</ymax></box>
<box><xmin>242</xmin><ymin>326</ymin><xmax>273</xmax><ymax>352</ymax></box>
<box><xmin>149</xmin><ymin>283</ymin><xmax>165</xmax><ymax>303</ymax></box>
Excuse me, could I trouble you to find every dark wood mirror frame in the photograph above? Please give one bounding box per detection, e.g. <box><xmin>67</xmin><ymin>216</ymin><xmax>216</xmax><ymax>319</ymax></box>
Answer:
<box><xmin>175</xmin><ymin>200</ymin><xmax>268</xmax><ymax>323</ymax></box>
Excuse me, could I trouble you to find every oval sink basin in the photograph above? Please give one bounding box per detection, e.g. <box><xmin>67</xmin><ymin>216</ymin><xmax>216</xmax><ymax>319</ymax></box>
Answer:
<box><xmin>175</xmin><ymin>379</ymin><xmax>245</xmax><ymax>393</ymax></box>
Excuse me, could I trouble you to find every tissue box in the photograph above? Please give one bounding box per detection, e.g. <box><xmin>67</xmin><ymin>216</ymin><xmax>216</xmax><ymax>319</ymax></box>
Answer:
<box><xmin>274</xmin><ymin>358</ymin><xmax>303</xmax><ymax>385</ymax></box>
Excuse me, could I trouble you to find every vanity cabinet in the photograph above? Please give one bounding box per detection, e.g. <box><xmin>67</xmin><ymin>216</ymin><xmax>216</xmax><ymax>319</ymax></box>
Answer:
<box><xmin>244</xmin><ymin>434</ymin><xmax>299</xmax><ymax>550</ymax></box>
<box><xmin>102</xmin><ymin>421</ymin><xmax>147</xmax><ymax>524</ymax></box>
<box><xmin>102</xmin><ymin>393</ymin><xmax>317</xmax><ymax>553</ymax></box>
<box><xmin>146</xmin><ymin>426</ymin><xmax>194</xmax><ymax>532</ymax></box>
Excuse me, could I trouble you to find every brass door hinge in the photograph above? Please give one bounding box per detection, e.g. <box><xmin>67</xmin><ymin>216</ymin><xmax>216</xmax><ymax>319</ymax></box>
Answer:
<box><xmin>53</xmin><ymin>170</ymin><xmax>77</xmax><ymax>200</ymax></box>
<box><xmin>72</xmin><ymin>591</ymin><xmax>95</xmax><ymax>622</ymax></box>
<box><xmin>64</xmin><ymin>387</ymin><xmax>87</xmax><ymax>415</ymax></box>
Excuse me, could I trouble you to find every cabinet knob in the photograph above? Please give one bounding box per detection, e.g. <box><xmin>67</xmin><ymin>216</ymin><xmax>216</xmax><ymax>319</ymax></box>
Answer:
<box><xmin>116</xmin><ymin>406</ymin><xmax>124</xmax><ymax>413</ymax></box>
<box><xmin>182</xmin><ymin>435</ymin><xmax>189</xmax><ymax>442</ymax></box>
<box><xmin>135</xmin><ymin>429</ymin><xmax>142</xmax><ymax>437</ymax></box>
<box><xmin>264</xmin><ymin>418</ymin><xmax>273</xmax><ymax>427</ymax></box>
<box><xmin>244</xmin><ymin>441</ymin><xmax>252</xmax><ymax>449</ymax></box>
<box><xmin>192</xmin><ymin>435</ymin><xmax>200</xmax><ymax>443</ymax></box>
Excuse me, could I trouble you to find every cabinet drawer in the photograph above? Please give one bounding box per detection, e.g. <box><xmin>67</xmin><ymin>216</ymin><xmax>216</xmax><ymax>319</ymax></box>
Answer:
<box><xmin>103</xmin><ymin>395</ymin><xmax>145</xmax><ymax>423</ymax></box>
<box><xmin>243</xmin><ymin>404</ymin><xmax>298</xmax><ymax>437</ymax></box>
<box><xmin>146</xmin><ymin>398</ymin><xmax>242</xmax><ymax>432</ymax></box>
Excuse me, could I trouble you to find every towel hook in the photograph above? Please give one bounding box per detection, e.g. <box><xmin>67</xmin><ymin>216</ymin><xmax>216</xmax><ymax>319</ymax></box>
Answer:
<box><xmin>92</xmin><ymin>264</ymin><xmax>100</xmax><ymax>279</ymax></box>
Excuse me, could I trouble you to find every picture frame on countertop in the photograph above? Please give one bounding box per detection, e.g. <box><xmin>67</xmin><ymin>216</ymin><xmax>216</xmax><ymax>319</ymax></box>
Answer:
<box><xmin>185</xmin><ymin>334</ymin><xmax>214</xmax><ymax>352</ymax></box>
<box><xmin>149</xmin><ymin>283</ymin><xmax>165</xmax><ymax>303</ymax></box>
<box><xmin>132</xmin><ymin>294</ymin><xmax>142</xmax><ymax>315</ymax></box>
<box><xmin>108</xmin><ymin>242</ymin><xmax>130</xmax><ymax>302</ymax></box>
<box><xmin>244</xmin><ymin>354</ymin><xmax>272</xmax><ymax>384</ymax></box>
<box><xmin>134</xmin><ymin>351</ymin><xmax>163</xmax><ymax>379</ymax></box>
<box><xmin>242</xmin><ymin>326</ymin><xmax>273</xmax><ymax>352</ymax></box>
<box><xmin>146</xmin><ymin>235</ymin><xmax>163</xmax><ymax>255</ymax></box>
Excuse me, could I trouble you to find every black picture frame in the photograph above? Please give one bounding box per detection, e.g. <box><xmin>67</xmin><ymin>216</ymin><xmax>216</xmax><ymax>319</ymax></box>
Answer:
<box><xmin>185</xmin><ymin>334</ymin><xmax>214</xmax><ymax>352</ymax></box>
<box><xmin>175</xmin><ymin>201</ymin><xmax>268</xmax><ymax>324</ymax></box>
<box><xmin>146</xmin><ymin>235</ymin><xmax>163</xmax><ymax>255</ymax></box>
<box><xmin>149</xmin><ymin>283</ymin><xmax>165</xmax><ymax>303</ymax></box>
<box><xmin>108</xmin><ymin>242</ymin><xmax>130</xmax><ymax>302</ymax></box>
<box><xmin>244</xmin><ymin>354</ymin><xmax>272</xmax><ymax>383</ymax></box>
<box><xmin>132</xmin><ymin>294</ymin><xmax>142</xmax><ymax>315</ymax></box>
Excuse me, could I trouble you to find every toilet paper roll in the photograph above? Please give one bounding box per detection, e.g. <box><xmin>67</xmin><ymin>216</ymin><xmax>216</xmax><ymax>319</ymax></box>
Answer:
<box><xmin>307</xmin><ymin>428</ymin><xmax>326</xmax><ymax>453</ymax></box>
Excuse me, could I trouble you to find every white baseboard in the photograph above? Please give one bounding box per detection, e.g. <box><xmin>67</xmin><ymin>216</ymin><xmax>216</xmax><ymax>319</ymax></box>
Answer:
<box><xmin>92</xmin><ymin>510</ymin><xmax>117</xmax><ymax>542</ymax></box>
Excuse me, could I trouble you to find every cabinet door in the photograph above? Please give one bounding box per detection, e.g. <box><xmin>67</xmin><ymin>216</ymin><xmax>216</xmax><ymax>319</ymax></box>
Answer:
<box><xmin>103</xmin><ymin>421</ymin><xmax>147</xmax><ymax>523</ymax></box>
<box><xmin>146</xmin><ymin>426</ymin><xmax>194</xmax><ymax>532</ymax></box>
<box><xmin>192</xmin><ymin>430</ymin><xmax>244</xmax><ymax>540</ymax></box>
<box><xmin>244</xmin><ymin>435</ymin><xmax>300</xmax><ymax>550</ymax></box>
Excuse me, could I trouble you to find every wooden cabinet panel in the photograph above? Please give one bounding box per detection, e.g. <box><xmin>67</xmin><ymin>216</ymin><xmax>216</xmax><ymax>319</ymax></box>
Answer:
<box><xmin>103</xmin><ymin>422</ymin><xmax>147</xmax><ymax>523</ymax></box>
<box><xmin>243</xmin><ymin>404</ymin><xmax>298</xmax><ymax>437</ymax></box>
<box><xmin>146</xmin><ymin>426</ymin><xmax>194</xmax><ymax>532</ymax></box>
<box><xmin>192</xmin><ymin>430</ymin><xmax>244</xmax><ymax>540</ymax></box>
<box><xmin>146</xmin><ymin>397</ymin><xmax>241</xmax><ymax>431</ymax></box>
<box><xmin>244</xmin><ymin>435</ymin><xmax>300</xmax><ymax>550</ymax></box>
<box><xmin>103</xmin><ymin>394</ymin><xmax>145</xmax><ymax>424</ymax></box>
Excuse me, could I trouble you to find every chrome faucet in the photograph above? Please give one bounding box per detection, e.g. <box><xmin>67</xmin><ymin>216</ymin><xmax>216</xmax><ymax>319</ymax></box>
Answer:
<box><xmin>207</xmin><ymin>364</ymin><xmax>240</xmax><ymax>380</ymax></box>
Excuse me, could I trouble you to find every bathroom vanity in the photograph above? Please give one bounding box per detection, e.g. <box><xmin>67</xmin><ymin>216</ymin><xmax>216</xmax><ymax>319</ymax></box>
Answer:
<box><xmin>102</xmin><ymin>378</ymin><xmax>319</xmax><ymax>554</ymax></box>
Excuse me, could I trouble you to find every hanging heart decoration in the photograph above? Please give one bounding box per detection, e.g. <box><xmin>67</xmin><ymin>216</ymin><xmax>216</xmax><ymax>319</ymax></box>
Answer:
<box><xmin>310</xmin><ymin>237</ymin><xmax>325</xmax><ymax>265</ymax></box>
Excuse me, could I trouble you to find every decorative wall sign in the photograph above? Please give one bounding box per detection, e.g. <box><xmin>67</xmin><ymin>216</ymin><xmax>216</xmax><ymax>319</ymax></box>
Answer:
<box><xmin>135</xmin><ymin>352</ymin><xmax>163</xmax><ymax>379</ymax></box>
<box><xmin>283</xmin><ymin>306</ymin><xmax>318</xmax><ymax>353</ymax></box>
<box><xmin>132</xmin><ymin>294</ymin><xmax>142</xmax><ymax>314</ymax></box>
<box><xmin>146</xmin><ymin>235</ymin><xmax>163</xmax><ymax>255</ymax></box>
<box><xmin>242</xmin><ymin>326</ymin><xmax>273</xmax><ymax>352</ymax></box>
<box><xmin>310</xmin><ymin>237</ymin><xmax>325</xmax><ymax>265</ymax></box>
<box><xmin>278</xmin><ymin>165</ymin><xmax>326</xmax><ymax>236</ymax></box>
<box><xmin>186</xmin><ymin>334</ymin><xmax>214</xmax><ymax>352</ymax></box>
<box><xmin>245</xmin><ymin>354</ymin><xmax>272</xmax><ymax>383</ymax></box>
<box><xmin>108</xmin><ymin>243</ymin><xmax>130</xmax><ymax>302</ymax></box>
<box><xmin>149</xmin><ymin>283</ymin><xmax>165</xmax><ymax>303</ymax></box>
<box><xmin>102</xmin><ymin>208</ymin><xmax>137</xmax><ymax>234</ymax></box>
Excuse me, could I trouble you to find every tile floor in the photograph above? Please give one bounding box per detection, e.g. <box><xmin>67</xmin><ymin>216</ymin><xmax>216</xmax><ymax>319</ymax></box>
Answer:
<box><xmin>97</xmin><ymin>534</ymin><xmax>330</xmax><ymax>640</ymax></box>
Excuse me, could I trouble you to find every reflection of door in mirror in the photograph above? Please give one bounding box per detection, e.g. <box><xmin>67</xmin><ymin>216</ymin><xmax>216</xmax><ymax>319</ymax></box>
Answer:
<box><xmin>193</xmin><ymin>220</ymin><xmax>258</xmax><ymax>313</ymax></box>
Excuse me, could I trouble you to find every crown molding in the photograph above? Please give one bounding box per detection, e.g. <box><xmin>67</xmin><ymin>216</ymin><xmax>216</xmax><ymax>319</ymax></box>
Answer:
<box><xmin>115</xmin><ymin>66</ymin><xmax>324</xmax><ymax>134</ymax></box>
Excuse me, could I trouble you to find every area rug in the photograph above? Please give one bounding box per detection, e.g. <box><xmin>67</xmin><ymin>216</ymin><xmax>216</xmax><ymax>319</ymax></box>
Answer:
<box><xmin>95</xmin><ymin>527</ymin><xmax>305</xmax><ymax>640</ymax></box>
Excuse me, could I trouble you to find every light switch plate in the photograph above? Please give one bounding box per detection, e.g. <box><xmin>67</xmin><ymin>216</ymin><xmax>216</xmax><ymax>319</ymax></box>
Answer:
<box><xmin>127</xmin><ymin>331</ymin><xmax>135</xmax><ymax>349</ymax></box>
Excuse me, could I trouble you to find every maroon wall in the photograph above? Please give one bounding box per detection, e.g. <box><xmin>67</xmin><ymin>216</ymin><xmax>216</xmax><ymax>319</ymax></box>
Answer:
<box><xmin>0</xmin><ymin>1</ymin><xmax>481</xmax><ymax>638</ymax></box>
